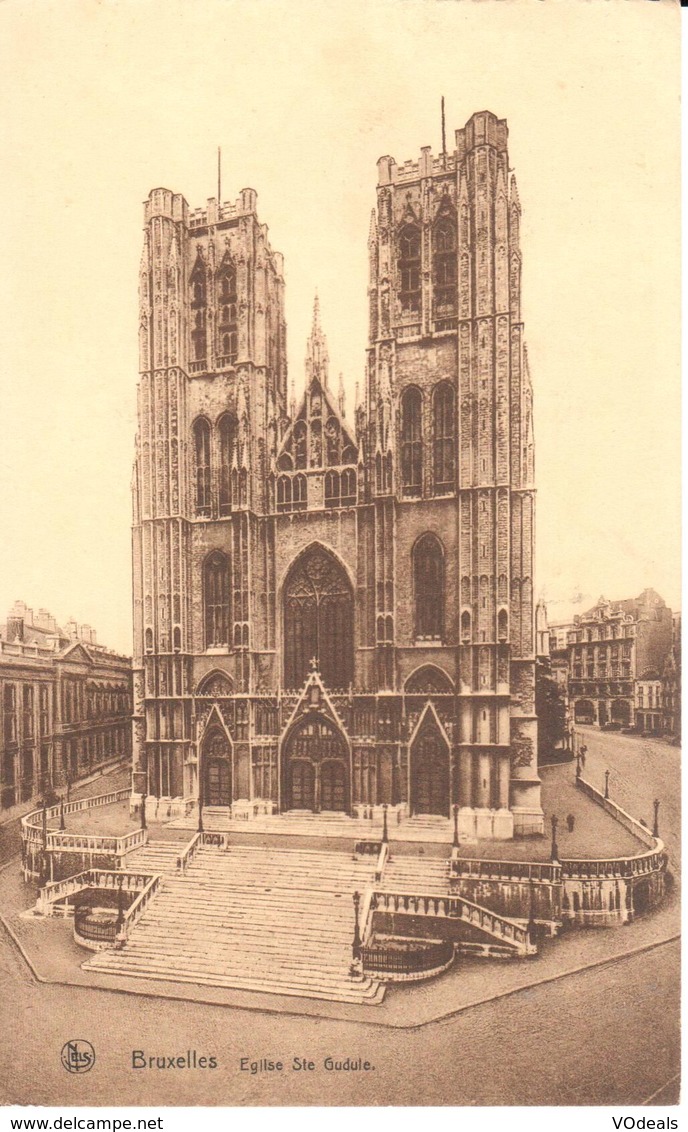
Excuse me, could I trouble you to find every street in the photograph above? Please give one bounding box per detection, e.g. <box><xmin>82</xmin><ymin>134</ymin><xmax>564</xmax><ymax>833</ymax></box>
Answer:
<box><xmin>573</xmin><ymin>728</ymin><xmax>681</xmax><ymax>872</ymax></box>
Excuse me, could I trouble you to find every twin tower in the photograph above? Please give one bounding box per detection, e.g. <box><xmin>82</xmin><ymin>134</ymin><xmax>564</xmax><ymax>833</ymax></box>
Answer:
<box><xmin>131</xmin><ymin>110</ymin><xmax>543</xmax><ymax>838</ymax></box>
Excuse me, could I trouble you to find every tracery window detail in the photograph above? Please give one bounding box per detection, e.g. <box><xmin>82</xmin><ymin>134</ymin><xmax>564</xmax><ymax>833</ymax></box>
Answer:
<box><xmin>414</xmin><ymin>534</ymin><xmax>444</xmax><ymax>640</ymax></box>
<box><xmin>218</xmin><ymin>414</ymin><xmax>236</xmax><ymax>516</ymax></box>
<box><xmin>433</xmin><ymin>382</ymin><xmax>455</xmax><ymax>493</ymax></box>
<box><xmin>398</xmin><ymin>225</ymin><xmax>421</xmax><ymax>314</ymax></box>
<box><xmin>401</xmin><ymin>386</ymin><xmax>423</xmax><ymax>497</ymax></box>
<box><xmin>433</xmin><ymin>219</ymin><xmax>457</xmax><ymax>311</ymax></box>
<box><xmin>193</xmin><ymin>417</ymin><xmax>212</xmax><ymax>516</ymax></box>
<box><xmin>204</xmin><ymin>551</ymin><xmax>230</xmax><ymax>649</ymax></box>
<box><xmin>283</xmin><ymin>548</ymin><xmax>353</xmax><ymax>689</ymax></box>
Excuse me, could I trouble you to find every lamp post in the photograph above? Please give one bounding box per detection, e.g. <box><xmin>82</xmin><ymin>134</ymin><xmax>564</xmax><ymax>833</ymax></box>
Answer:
<box><xmin>59</xmin><ymin>795</ymin><xmax>66</xmax><ymax>831</ymax></box>
<box><xmin>352</xmin><ymin>890</ymin><xmax>361</xmax><ymax>960</ymax></box>
<box><xmin>140</xmin><ymin>791</ymin><xmax>147</xmax><ymax>831</ymax></box>
<box><xmin>197</xmin><ymin>774</ymin><xmax>204</xmax><ymax>835</ymax></box>
<box><xmin>528</xmin><ymin>877</ymin><xmax>537</xmax><ymax>946</ymax></box>
<box><xmin>452</xmin><ymin>803</ymin><xmax>460</xmax><ymax>849</ymax></box>
<box><xmin>381</xmin><ymin>803</ymin><xmax>389</xmax><ymax>845</ymax></box>
<box><xmin>604</xmin><ymin>770</ymin><xmax>610</xmax><ymax>800</ymax></box>
<box><xmin>550</xmin><ymin>814</ymin><xmax>559</xmax><ymax>862</ymax></box>
<box><xmin>115</xmin><ymin>874</ymin><xmax>125</xmax><ymax>933</ymax></box>
<box><xmin>653</xmin><ymin>798</ymin><xmax>660</xmax><ymax>838</ymax></box>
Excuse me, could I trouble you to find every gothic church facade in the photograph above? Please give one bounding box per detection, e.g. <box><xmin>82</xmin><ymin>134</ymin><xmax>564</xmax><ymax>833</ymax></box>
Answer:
<box><xmin>131</xmin><ymin>110</ymin><xmax>543</xmax><ymax>838</ymax></box>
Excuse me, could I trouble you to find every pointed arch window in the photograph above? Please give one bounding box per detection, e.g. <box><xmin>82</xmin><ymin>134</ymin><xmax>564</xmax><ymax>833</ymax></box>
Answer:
<box><xmin>193</xmin><ymin>417</ymin><xmax>212</xmax><ymax>515</ymax></box>
<box><xmin>217</xmin><ymin>262</ymin><xmax>238</xmax><ymax>362</ymax></box>
<box><xmin>283</xmin><ymin>548</ymin><xmax>353</xmax><ymax>689</ymax></box>
<box><xmin>414</xmin><ymin>534</ymin><xmax>444</xmax><ymax>641</ymax></box>
<box><xmin>324</xmin><ymin>469</ymin><xmax>340</xmax><ymax>509</ymax></box>
<box><xmin>204</xmin><ymin>551</ymin><xmax>231</xmax><ymax>649</ymax></box>
<box><xmin>294</xmin><ymin>420</ymin><xmax>307</xmax><ymax>470</ymax></box>
<box><xmin>277</xmin><ymin>475</ymin><xmax>292</xmax><ymax>513</ymax></box>
<box><xmin>433</xmin><ymin>383</ymin><xmax>455</xmax><ymax>493</ymax></box>
<box><xmin>433</xmin><ymin>219</ymin><xmax>457</xmax><ymax>311</ymax></box>
<box><xmin>292</xmin><ymin>473</ymin><xmax>307</xmax><ymax>511</ymax></box>
<box><xmin>401</xmin><ymin>386</ymin><xmax>423</xmax><ymax>497</ymax></box>
<box><xmin>218</xmin><ymin>414</ymin><xmax>236</xmax><ymax>516</ymax></box>
<box><xmin>399</xmin><ymin>225</ymin><xmax>421</xmax><ymax>313</ymax></box>
<box><xmin>190</xmin><ymin>256</ymin><xmax>207</xmax><ymax>361</ymax></box>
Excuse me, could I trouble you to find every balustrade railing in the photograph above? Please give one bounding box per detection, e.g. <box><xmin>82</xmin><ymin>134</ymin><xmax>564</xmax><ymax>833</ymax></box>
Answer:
<box><xmin>177</xmin><ymin>832</ymin><xmax>202</xmax><ymax>872</ymax></box>
<box><xmin>369</xmin><ymin>889</ymin><xmax>533</xmax><ymax>951</ymax></box>
<box><xmin>120</xmin><ymin>874</ymin><xmax>162</xmax><ymax>938</ymax></box>
<box><xmin>37</xmin><ymin>869</ymin><xmax>155</xmax><ymax>915</ymax></box>
<box><xmin>22</xmin><ymin>790</ymin><xmax>145</xmax><ymax>866</ymax></box>
<box><xmin>451</xmin><ymin>858</ymin><xmax>561</xmax><ymax>884</ymax></box>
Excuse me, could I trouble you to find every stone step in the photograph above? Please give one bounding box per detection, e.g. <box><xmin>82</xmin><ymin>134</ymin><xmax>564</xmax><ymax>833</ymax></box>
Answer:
<box><xmin>86</xmin><ymin>954</ymin><xmax>385</xmax><ymax>1005</ymax></box>
<box><xmin>83</xmin><ymin>843</ymin><xmax>385</xmax><ymax>1004</ymax></box>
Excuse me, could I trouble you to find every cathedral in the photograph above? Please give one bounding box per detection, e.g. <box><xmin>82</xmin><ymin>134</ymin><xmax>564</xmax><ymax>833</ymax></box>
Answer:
<box><xmin>131</xmin><ymin>110</ymin><xmax>543</xmax><ymax>839</ymax></box>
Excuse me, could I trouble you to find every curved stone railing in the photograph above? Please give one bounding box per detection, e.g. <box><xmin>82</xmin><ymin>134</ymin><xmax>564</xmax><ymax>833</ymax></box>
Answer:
<box><xmin>560</xmin><ymin>846</ymin><xmax>665</xmax><ymax>881</ymax></box>
<box><xmin>450</xmin><ymin>858</ymin><xmax>561</xmax><ymax>884</ymax></box>
<box><xmin>21</xmin><ymin>790</ymin><xmax>145</xmax><ymax>879</ymax></box>
<box><xmin>369</xmin><ymin>889</ymin><xmax>535</xmax><ymax>955</ymax></box>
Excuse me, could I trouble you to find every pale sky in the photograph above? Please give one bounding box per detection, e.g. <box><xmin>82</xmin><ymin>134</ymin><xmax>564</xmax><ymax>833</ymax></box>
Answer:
<box><xmin>0</xmin><ymin>0</ymin><xmax>680</xmax><ymax>654</ymax></box>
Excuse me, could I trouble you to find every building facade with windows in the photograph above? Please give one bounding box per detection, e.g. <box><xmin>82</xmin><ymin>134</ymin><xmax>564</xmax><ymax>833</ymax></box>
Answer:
<box><xmin>0</xmin><ymin>602</ymin><xmax>132</xmax><ymax>810</ymax></box>
<box><xmin>131</xmin><ymin>111</ymin><xmax>543</xmax><ymax>838</ymax></box>
<box><xmin>565</xmin><ymin>590</ymin><xmax>672</xmax><ymax>730</ymax></box>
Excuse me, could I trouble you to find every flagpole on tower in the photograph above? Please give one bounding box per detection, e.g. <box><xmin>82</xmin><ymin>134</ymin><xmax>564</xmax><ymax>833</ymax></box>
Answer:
<box><xmin>441</xmin><ymin>96</ymin><xmax>446</xmax><ymax>160</ymax></box>
<box><xmin>217</xmin><ymin>146</ymin><xmax>222</xmax><ymax>204</ymax></box>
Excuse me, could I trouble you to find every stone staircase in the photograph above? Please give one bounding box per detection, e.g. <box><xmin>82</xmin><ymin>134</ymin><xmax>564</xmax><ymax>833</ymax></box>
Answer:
<box><xmin>126</xmin><ymin>839</ymin><xmax>185</xmax><ymax>877</ymax></box>
<box><xmin>381</xmin><ymin>853</ymin><xmax>452</xmax><ymax>895</ymax></box>
<box><xmin>84</xmin><ymin>844</ymin><xmax>385</xmax><ymax>1004</ymax></box>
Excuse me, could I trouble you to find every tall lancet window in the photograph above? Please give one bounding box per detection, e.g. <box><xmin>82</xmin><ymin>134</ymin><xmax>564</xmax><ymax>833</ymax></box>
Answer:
<box><xmin>401</xmin><ymin>386</ymin><xmax>423</xmax><ymax>497</ymax></box>
<box><xmin>193</xmin><ymin>417</ymin><xmax>211</xmax><ymax>516</ymax></box>
<box><xmin>217</xmin><ymin>260</ymin><xmax>238</xmax><ymax>363</ymax></box>
<box><xmin>398</xmin><ymin>225</ymin><xmax>421</xmax><ymax>314</ymax></box>
<box><xmin>204</xmin><ymin>551</ymin><xmax>231</xmax><ymax>649</ymax></box>
<box><xmin>413</xmin><ymin>534</ymin><xmax>444</xmax><ymax>641</ymax></box>
<box><xmin>218</xmin><ymin>414</ymin><xmax>236</xmax><ymax>516</ymax></box>
<box><xmin>433</xmin><ymin>219</ymin><xmax>457</xmax><ymax>311</ymax></box>
<box><xmin>432</xmin><ymin>383</ymin><xmax>455</xmax><ymax>493</ymax></box>
<box><xmin>190</xmin><ymin>255</ymin><xmax>207</xmax><ymax>362</ymax></box>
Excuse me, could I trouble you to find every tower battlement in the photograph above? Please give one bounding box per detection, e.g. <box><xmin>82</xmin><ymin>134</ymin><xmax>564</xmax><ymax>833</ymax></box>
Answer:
<box><xmin>377</xmin><ymin>111</ymin><xmax>509</xmax><ymax>187</ymax></box>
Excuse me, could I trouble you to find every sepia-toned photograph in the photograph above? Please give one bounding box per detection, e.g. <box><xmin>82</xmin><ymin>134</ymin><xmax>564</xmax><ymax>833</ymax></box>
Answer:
<box><xmin>0</xmin><ymin>0</ymin><xmax>680</xmax><ymax>1113</ymax></box>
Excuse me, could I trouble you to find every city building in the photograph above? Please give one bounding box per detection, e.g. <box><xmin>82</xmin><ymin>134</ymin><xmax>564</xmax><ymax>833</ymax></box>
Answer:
<box><xmin>565</xmin><ymin>590</ymin><xmax>672</xmax><ymax>730</ymax></box>
<box><xmin>661</xmin><ymin>611</ymin><xmax>681</xmax><ymax>739</ymax></box>
<box><xmin>0</xmin><ymin>601</ymin><xmax>132</xmax><ymax>810</ymax></box>
<box><xmin>131</xmin><ymin>110</ymin><xmax>544</xmax><ymax>838</ymax></box>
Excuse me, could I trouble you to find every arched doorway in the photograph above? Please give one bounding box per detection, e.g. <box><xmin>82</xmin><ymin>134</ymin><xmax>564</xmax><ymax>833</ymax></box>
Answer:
<box><xmin>282</xmin><ymin>714</ymin><xmax>349</xmax><ymax>812</ymax></box>
<box><xmin>283</xmin><ymin>546</ymin><xmax>354</xmax><ymax>690</ymax></box>
<box><xmin>410</xmin><ymin>722</ymin><xmax>450</xmax><ymax>816</ymax></box>
<box><xmin>574</xmin><ymin>699</ymin><xmax>596</xmax><ymax>724</ymax></box>
<box><xmin>202</xmin><ymin>729</ymin><xmax>232</xmax><ymax>807</ymax></box>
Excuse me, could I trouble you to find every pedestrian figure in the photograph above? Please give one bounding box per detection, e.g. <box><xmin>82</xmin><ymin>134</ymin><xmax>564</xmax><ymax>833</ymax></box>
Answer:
<box><xmin>566</xmin><ymin>813</ymin><xmax>575</xmax><ymax>833</ymax></box>
<box><xmin>580</xmin><ymin>744</ymin><xmax>587</xmax><ymax>767</ymax></box>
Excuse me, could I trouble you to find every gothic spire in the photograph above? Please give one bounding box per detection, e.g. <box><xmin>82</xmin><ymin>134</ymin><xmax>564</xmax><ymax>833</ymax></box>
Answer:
<box><xmin>305</xmin><ymin>292</ymin><xmax>329</xmax><ymax>389</ymax></box>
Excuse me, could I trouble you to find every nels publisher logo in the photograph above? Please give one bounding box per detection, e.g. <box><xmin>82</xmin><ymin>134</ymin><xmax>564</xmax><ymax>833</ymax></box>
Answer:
<box><xmin>61</xmin><ymin>1039</ymin><xmax>95</xmax><ymax>1074</ymax></box>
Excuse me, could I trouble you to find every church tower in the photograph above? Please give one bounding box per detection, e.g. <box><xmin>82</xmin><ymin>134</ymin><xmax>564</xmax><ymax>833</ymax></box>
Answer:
<box><xmin>364</xmin><ymin>110</ymin><xmax>542</xmax><ymax>834</ymax></box>
<box><xmin>131</xmin><ymin>186</ymin><xmax>287</xmax><ymax>806</ymax></box>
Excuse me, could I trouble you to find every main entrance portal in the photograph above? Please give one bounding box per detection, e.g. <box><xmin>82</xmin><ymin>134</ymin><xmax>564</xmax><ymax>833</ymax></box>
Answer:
<box><xmin>410</xmin><ymin>724</ymin><xmax>449</xmax><ymax>816</ymax></box>
<box><xmin>283</xmin><ymin>715</ymin><xmax>349</xmax><ymax>812</ymax></box>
